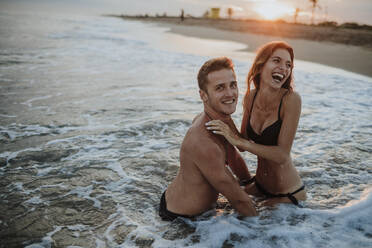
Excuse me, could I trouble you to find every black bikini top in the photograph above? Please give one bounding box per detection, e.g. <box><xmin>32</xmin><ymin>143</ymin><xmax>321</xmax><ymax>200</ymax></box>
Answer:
<box><xmin>246</xmin><ymin>91</ymin><xmax>286</xmax><ymax>146</ymax></box>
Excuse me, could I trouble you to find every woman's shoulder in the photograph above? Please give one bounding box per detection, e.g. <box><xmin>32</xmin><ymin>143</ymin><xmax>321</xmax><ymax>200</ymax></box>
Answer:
<box><xmin>246</xmin><ymin>88</ymin><xmax>257</xmax><ymax>103</ymax></box>
<box><xmin>282</xmin><ymin>90</ymin><xmax>301</xmax><ymax>114</ymax></box>
<box><xmin>243</xmin><ymin>88</ymin><xmax>257</xmax><ymax>110</ymax></box>
<box><xmin>283</xmin><ymin>90</ymin><xmax>301</xmax><ymax>104</ymax></box>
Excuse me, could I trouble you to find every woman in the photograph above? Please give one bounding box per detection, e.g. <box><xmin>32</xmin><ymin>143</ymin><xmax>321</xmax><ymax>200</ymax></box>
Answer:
<box><xmin>205</xmin><ymin>41</ymin><xmax>306</xmax><ymax>206</ymax></box>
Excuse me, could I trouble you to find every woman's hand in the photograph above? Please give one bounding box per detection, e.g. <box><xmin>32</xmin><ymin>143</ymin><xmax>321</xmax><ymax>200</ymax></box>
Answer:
<box><xmin>205</xmin><ymin>120</ymin><xmax>240</xmax><ymax>146</ymax></box>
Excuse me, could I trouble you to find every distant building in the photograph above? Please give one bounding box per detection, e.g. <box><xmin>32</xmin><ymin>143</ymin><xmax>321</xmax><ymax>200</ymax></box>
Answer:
<box><xmin>210</xmin><ymin>8</ymin><xmax>220</xmax><ymax>19</ymax></box>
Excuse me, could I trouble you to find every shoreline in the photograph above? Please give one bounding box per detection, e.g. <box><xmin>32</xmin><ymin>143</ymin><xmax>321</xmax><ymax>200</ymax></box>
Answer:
<box><xmin>116</xmin><ymin>16</ymin><xmax>372</xmax><ymax>77</ymax></box>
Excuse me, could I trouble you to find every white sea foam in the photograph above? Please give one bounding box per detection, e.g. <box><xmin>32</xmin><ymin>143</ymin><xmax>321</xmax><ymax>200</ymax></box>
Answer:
<box><xmin>65</xmin><ymin>185</ymin><xmax>102</xmax><ymax>209</ymax></box>
<box><xmin>0</xmin><ymin>146</ymin><xmax>43</xmax><ymax>165</ymax></box>
<box><xmin>95</xmin><ymin>238</ymin><xmax>106</xmax><ymax>248</ymax></box>
<box><xmin>0</xmin><ymin>114</ymin><xmax>17</xmax><ymax>118</ymax></box>
<box><xmin>35</xmin><ymin>165</ymin><xmax>55</xmax><ymax>176</ymax></box>
<box><xmin>24</xmin><ymin>226</ymin><xmax>62</xmax><ymax>248</ymax></box>
<box><xmin>21</xmin><ymin>95</ymin><xmax>53</xmax><ymax>107</ymax></box>
<box><xmin>24</xmin><ymin>196</ymin><xmax>44</xmax><ymax>205</ymax></box>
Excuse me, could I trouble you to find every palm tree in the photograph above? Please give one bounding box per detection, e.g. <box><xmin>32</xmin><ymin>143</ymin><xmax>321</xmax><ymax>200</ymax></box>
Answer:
<box><xmin>227</xmin><ymin>8</ymin><xmax>233</xmax><ymax>19</ymax></box>
<box><xmin>294</xmin><ymin>8</ymin><xmax>300</xmax><ymax>23</ymax></box>
<box><xmin>309</xmin><ymin>0</ymin><xmax>319</xmax><ymax>25</ymax></box>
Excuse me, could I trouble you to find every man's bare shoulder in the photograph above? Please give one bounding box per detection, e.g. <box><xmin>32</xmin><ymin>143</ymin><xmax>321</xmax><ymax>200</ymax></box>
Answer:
<box><xmin>192</xmin><ymin>113</ymin><xmax>202</xmax><ymax>124</ymax></box>
<box><xmin>186</xmin><ymin>113</ymin><xmax>216</xmax><ymax>145</ymax></box>
<box><xmin>183</xmin><ymin>114</ymin><xmax>225</xmax><ymax>163</ymax></box>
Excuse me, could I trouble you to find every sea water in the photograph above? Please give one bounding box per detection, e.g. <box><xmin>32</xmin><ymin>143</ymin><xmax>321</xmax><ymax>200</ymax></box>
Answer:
<box><xmin>0</xmin><ymin>10</ymin><xmax>371</xmax><ymax>248</ymax></box>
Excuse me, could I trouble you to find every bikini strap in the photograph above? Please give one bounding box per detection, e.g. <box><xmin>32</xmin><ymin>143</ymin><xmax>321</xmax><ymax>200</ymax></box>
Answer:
<box><xmin>239</xmin><ymin>176</ymin><xmax>256</xmax><ymax>186</ymax></box>
<box><xmin>287</xmin><ymin>185</ymin><xmax>305</xmax><ymax>196</ymax></box>
<box><xmin>285</xmin><ymin>185</ymin><xmax>305</xmax><ymax>206</ymax></box>
<box><xmin>249</xmin><ymin>90</ymin><xmax>258</xmax><ymax>121</ymax></box>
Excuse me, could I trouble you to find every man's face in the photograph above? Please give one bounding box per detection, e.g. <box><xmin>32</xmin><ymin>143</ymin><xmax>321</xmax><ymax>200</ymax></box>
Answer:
<box><xmin>200</xmin><ymin>68</ymin><xmax>238</xmax><ymax>116</ymax></box>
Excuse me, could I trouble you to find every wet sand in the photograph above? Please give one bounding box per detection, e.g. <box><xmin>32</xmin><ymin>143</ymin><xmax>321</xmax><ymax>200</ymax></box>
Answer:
<box><xmin>119</xmin><ymin>16</ymin><xmax>372</xmax><ymax>77</ymax></box>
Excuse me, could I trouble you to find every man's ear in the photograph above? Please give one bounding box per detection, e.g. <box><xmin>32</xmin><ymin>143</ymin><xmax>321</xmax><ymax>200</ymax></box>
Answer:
<box><xmin>199</xmin><ymin>89</ymin><xmax>208</xmax><ymax>102</ymax></box>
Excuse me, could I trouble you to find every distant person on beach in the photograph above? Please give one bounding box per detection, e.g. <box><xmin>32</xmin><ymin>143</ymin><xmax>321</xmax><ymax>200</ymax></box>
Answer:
<box><xmin>159</xmin><ymin>57</ymin><xmax>257</xmax><ymax>221</ymax></box>
<box><xmin>206</xmin><ymin>41</ymin><xmax>306</xmax><ymax>206</ymax></box>
<box><xmin>180</xmin><ymin>9</ymin><xmax>184</xmax><ymax>22</ymax></box>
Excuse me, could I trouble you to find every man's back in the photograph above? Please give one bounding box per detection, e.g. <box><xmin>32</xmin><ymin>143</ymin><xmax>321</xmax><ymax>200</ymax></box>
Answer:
<box><xmin>165</xmin><ymin>113</ymin><xmax>225</xmax><ymax>215</ymax></box>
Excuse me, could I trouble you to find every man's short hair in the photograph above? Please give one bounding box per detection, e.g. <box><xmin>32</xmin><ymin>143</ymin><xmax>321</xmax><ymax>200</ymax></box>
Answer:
<box><xmin>197</xmin><ymin>57</ymin><xmax>234</xmax><ymax>91</ymax></box>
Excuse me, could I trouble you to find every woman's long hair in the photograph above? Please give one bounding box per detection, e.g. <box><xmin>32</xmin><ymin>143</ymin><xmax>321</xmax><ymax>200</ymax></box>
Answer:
<box><xmin>241</xmin><ymin>41</ymin><xmax>295</xmax><ymax>137</ymax></box>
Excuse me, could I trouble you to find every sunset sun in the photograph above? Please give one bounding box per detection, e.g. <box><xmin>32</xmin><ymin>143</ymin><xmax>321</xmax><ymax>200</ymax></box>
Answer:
<box><xmin>254</xmin><ymin>2</ymin><xmax>294</xmax><ymax>20</ymax></box>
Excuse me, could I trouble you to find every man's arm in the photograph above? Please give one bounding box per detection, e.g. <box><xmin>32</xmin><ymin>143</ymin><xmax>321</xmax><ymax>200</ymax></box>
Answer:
<box><xmin>226</xmin><ymin>144</ymin><xmax>251</xmax><ymax>181</ymax></box>
<box><xmin>193</xmin><ymin>142</ymin><xmax>257</xmax><ymax>217</ymax></box>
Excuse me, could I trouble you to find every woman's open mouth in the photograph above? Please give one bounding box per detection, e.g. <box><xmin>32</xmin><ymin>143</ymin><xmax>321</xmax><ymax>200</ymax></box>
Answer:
<box><xmin>272</xmin><ymin>72</ymin><xmax>285</xmax><ymax>83</ymax></box>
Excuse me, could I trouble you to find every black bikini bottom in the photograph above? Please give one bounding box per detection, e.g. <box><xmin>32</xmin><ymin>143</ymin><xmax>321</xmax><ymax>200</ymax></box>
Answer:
<box><xmin>240</xmin><ymin>176</ymin><xmax>305</xmax><ymax>206</ymax></box>
<box><xmin>159</xmin><ymin>191</ymin><xmax>194</xmax><ymax>221</ymax></box>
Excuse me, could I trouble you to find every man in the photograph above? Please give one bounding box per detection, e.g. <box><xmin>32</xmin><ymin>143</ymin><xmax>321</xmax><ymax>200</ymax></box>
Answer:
<box><xmin>159</xmin><ymin>57</ymin><xmax>257</xmax><ymax>221</ymax></box>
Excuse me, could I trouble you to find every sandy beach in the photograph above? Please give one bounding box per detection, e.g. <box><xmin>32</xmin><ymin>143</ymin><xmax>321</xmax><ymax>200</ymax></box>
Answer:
<box><xmin>119</xmin><ymin>16</ymin><xmax>372</xmax><ymax>77</ymax></box>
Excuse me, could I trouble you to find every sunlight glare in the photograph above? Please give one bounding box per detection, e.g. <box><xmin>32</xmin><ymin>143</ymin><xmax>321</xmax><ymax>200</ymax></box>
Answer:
<box><xmin>254</xmin><ymin>2</ymin><xmax>294</xmax><ymax>20</ymax></box>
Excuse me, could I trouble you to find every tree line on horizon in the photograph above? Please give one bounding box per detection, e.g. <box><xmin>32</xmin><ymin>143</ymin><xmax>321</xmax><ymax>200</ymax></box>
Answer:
<box><xmin>123</xmin><ymin>0</ymin><xmax>372</xmax><ymax>30</ymax></box>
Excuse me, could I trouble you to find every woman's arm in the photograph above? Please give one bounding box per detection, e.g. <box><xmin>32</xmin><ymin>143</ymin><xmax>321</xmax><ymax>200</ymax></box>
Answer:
<box><xmin>206</xmin><ymin>92</ymin><xmax>301</xmax><ymax>164</ymax></box>
<box><xmin>227</xmin><ymin>145</ymin><xmax>252</xmax><ymax>181</ymax></box>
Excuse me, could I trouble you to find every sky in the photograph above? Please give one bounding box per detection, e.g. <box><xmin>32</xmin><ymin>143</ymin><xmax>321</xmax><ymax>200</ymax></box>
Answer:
<box><xmin>1</xmin><ymin>0</ymin><xmax>372</xmax><ymax>25</ymax></box>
